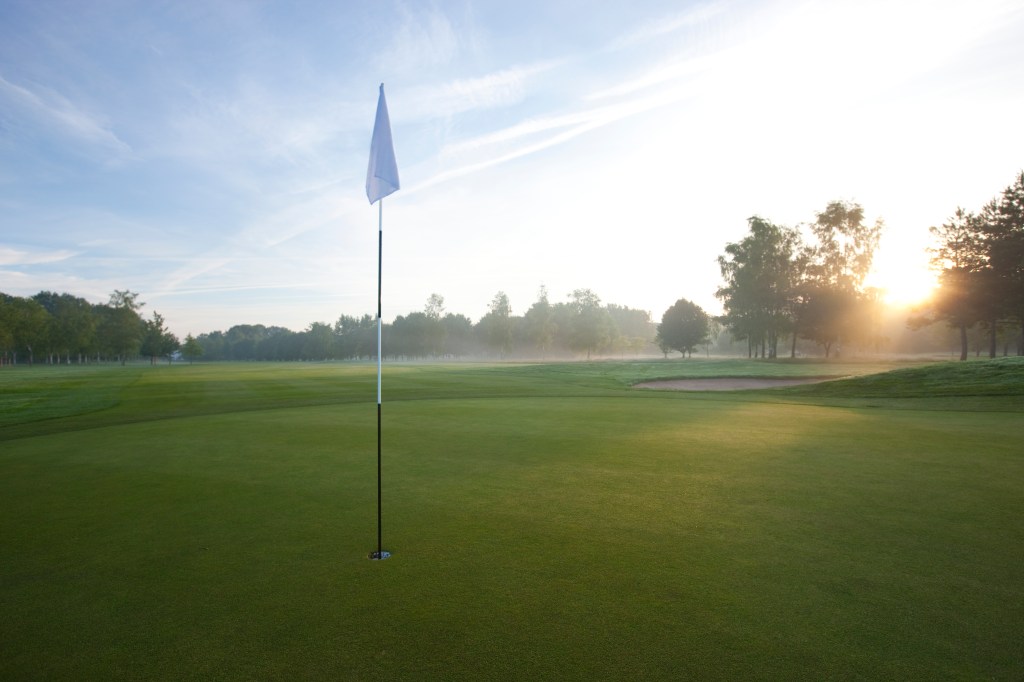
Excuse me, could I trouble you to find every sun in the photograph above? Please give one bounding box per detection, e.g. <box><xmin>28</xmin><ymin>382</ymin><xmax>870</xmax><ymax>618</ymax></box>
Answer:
<box><xmin>865</xmin><ymin>259</ymin><xmax>937</xmax><ymax>307</ymax></box>
<box><xmin>860</xmin><ymin>226</ymin><xmax>940</xmax><ymax>307</ymax></box>
<box><xmin>877</xmin><ymin>273</ymin><xmax>937</xmax><ymax>307</ymax></box>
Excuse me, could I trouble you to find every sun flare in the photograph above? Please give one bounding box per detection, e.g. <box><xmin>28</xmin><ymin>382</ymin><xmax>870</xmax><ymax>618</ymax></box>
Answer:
<box><xmin>866</xmin><ymin>262</ymin><xmax>937</xmax><ymax>307</ymax></box>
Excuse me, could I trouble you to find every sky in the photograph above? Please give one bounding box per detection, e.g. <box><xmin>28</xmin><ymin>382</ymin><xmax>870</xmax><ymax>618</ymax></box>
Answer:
<box><xmin>3</xmin><ymin>0</ymin><xmax>1024</xmax><ymax>337</ymax></box>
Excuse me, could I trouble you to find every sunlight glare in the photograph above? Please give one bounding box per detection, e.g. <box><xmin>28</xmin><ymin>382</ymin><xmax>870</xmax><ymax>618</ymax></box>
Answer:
<box><xmin>866</xmin><ymin>258</ymin><xmax>937</xmax><ymax>306</ymax></box>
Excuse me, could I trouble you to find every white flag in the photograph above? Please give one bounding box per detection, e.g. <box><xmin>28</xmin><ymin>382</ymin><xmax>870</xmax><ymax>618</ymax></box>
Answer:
<box><xmin>366</xmin><ymin>84</ymin><xmax>400</xmax><ymax>204</ymax></box>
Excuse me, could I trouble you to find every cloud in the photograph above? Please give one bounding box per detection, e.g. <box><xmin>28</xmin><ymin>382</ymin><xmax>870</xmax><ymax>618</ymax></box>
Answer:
<box><xmin>586</xmin><ymin>49</ymin><xmax>724</xmax><ymax>102</ymax></box>
<box><xmin>154</xmin><ymin>256</ymin><xmax>235</xmax><ymax>295</ymax></box>
<box><xmin>402</xmin><ymin>62</ymin><xmax>557</xmax><ymax>121</ymax></box>
<box><xmin>155</xmin><ymin>281</ymin><xmax>320</xmax><ymax>297</ymax></box>
<box><xmin>391</xmin><ymin>6</ymin><xmax>739</xmax><ymax>193</ymax></box>
<box><xmin>0</xmin><ymin>266</ymin><xmax>114</xmax><ymax>303</ymax></box>
<box><xmin>609</xmin><ymin>2</ymin><xmax>730</xmax><ymax>49</ymax></box>
<box><xmin>410</xmin><ymin>76</ymin><xmax>695</xmax><ymax>194</ymax></box>
<box><xmin>374</xmin><ymin>5</ymin><xmax>461</xmax><ymax>73</ymax></box>
<box><xmin>0</xmin><ymin>74</ymin><xmax>132</xmax><ymax>159</ymax></box>
<box><xmin>0</xmin><ymin>245</ymin><xmax>77</xmax><ymax>266</ymax></box>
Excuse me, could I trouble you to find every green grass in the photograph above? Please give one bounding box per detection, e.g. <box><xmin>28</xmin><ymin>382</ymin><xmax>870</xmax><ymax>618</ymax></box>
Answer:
<box><xmin>2</xmin><ymin>359</ymin><xmax>1023</xmax><ymax>679</ymax></box>
<box><xmin>788</xmin><ymin>356</ymin><xmax>1024</xmax><ymax>398</ymax></box>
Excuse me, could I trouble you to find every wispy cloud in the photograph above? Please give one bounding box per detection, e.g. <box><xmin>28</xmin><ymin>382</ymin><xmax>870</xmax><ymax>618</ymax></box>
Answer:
<box><xmin>154</xmin><ymin>256</ymin><xmax>235</xmax><ymax>295</ymax></box>
<box><xmin>609</xmin><ymin>2</ymin><xmax>730</xmax><ymax>49</ymax></box>
<box><xmin>0</xmin><ymin>245</ymin><xmax>77</xmax><ymax>266</ymax></box>
<box><xmin>410</xmin><ymin>44</ymin><xmax>712</xmax><ymax>195</ymax></box>
<box><xmin>0</xmin><ymin>74</ymin><xmax>132</xmax><ymax>159</ymax></box>
<box><xmin>155</xmin><ymin>281</ymin><xmax>321</xmax><ymax>297</ymax></box>
<box><xmin>410</xmin><ymin>88</ymin><xmax>688</xmax><ymax>194</ymax></box>
<box><xmin>401</xmin><ymin>62</ymin><xmax>558</xmax><ymax>122</ymax></box>
<box><xmin>395</xmin><ymin>5</ymin><xmax>731</xmax><ymax>193</ymax></box>
<box><xmin>374</xmin><ymin>5</ymin><xmax>461</xmax><ymax>73</ymax></box>
<box><xmin>234</xmin><ymin>192</ymin><xmax>363</xmax><ymax>249</ymax></box>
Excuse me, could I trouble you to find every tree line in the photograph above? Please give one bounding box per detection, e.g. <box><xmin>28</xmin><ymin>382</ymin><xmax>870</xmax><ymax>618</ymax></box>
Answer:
<box><xmin>699</xmin><ymin>176</ymin><xmax>1024</xmax><ymax>361</ymax></box>
<box><xmin>917</xmin><ymin>171</ymin><xmax>1024</xmax><ymax>360</ymax></box>
<box><xmin>0</xmin><ymin>286</ymin><xmax>659</xmax><ymax>365</ymax></box>
<box><xmin>707</xmin><ymin>199</ymin><xmax>884</xmax><ymax>359</ymax></box>
<box><xmin>194</xmin><ymin>288</ymin><xmax>658</xmax><ymax>361</ymax></box>
<box><xmin>0</xmin><ymin>290</ymin><xmax>186</xmax><ymax>366</ymax></box>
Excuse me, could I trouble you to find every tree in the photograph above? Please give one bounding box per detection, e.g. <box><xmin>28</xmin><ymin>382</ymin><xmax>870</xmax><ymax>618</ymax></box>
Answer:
<box><xmin>0</xmin><ymin>295</ymin><xmax>13</xmax><ymax>364</ymax></box>
<box><xmin>923</xmin><ymin>207</ymin><xmax>988</xmax><ymax>360</ymax></box>
<box><xmin>606</xmin><ymin>304</ymin><xmax>655</xmax><ymax>356</ymax></box>
<box><xmin>799</xmin><ymin>201</ymin><xmax>883</xmax><ymax>357</ymax></box>
<box><xmin>807</xmin><ymin>202</ymin><xmax>881</xmax><ymax>288</ymax></box>
<box><xmin>567</xmin><ymin>288</ymin><xmax>613</xmax><ymax>359</ymax></box>
<box><xmin>335</xmin><ymin>314</ymin><xmax>377</xmax><ymax>359</ymax></box>
<box><xmin>33</xmin><ymin>290</ymin><xmax>96</xmax><ymax>364</ymax></box>
<box><xmin>441</xmin><ymin>313</ymin><xmax>476</xmax><ymax>357</ymax></box>
<box><xmin>716</xmin><ymin>216</ymin><xmax>802</xmax><ymax>358</ymax></box>
<box><xmin>916</xmin><ymin>172</ymin><xmax>1024</xmax><ymax>359</ymax></box>
<box><xmin>424</xmin><ymin>293</ymin><xmax>445</xmax><ymax>319</ymax></box>
<box><xmin>523</xmin><ymin>285</ymin><xmax>556</xmax><ymax>358</ymax></box>
<box><xmin>99</xmin><ymin>290</ymin><xmax>145</xmax><ymax>364</ymax></box>
<box><xmin>0</xmin><ymin>294</ymin><xmax>51</xmax><ymax>365</ymax></box>
<box><xmin>657</xmin><ymin>298</ymin><xmax>710</xmax><ymax>357</ymax></box>
<box><xmin>301</xmin><ymin>321</ymin><xmax>335</xmax><ymax>360</ymax></box>
<box><xmin>797</xmin><ymin>285</ymin><xmax>859</xmax><ymax>359</ymax></box>
<box><xmin>704</xmin><ymin>318</ymin><xmax>723</xmax><ymax>357</ymax></box>
<box><xmin>477</xmin><ymin>291</ymin><xmax>513</xmax><ymax>358</ymax></box>
<box><xmin>223</xmin><ymin>324</ymin><xmax>266</xmax><ymax>360</ymax></box>
<box><xmin>986</xmin><ymin>172</ymin><xmax>1024</xmax><ymax>354</ymax></box>
<box><xmin>423</xmin><ymin>294</ymin><xmax>448</xmax><ymax>357</ymax></box>
<box><xmin>257</xmin><ymin>326</ymin><xmax>297</xmax><ymax>361</ymax></box>
<box><xmin>141</xmin><ymin>311</ymin><xmax>179</xmax><ymax>364</ymax></box>
<box><xmin>389</xmin><ymin>313</ymin><xmax>430</xmax><ymax>358</ymax></box>
<box><xmin>195</xmin><ymin>331</ymin><xmax>225</xmax><ymax>360</ymax></box>
<box><xmin>181</xmin><ymin>334</ymin><xmax>203</xmax><ymax>364</ymax></box>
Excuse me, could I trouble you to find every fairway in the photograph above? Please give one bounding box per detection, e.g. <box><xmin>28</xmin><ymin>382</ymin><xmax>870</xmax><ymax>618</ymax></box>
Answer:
<box><xmin>2</xmin><ymin>360</ymin><xmax>1023</xmax><ymax>680</ymax></box>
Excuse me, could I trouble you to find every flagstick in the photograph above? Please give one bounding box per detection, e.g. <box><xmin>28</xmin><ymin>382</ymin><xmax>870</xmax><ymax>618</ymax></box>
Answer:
<box><xmin>365</xmin><ymin>82</ymin><xmax>396</xmax><ymax>560</ymax></box>
<box><xmin>372</xmin><ymin>198</ymin><xmax>390</xmax><ymax>560</ymax></box>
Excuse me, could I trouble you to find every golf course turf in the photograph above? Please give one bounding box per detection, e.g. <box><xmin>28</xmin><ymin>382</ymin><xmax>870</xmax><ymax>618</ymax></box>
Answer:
<box><xmin>2</xmin><ymin>358</ymin><xmax>1022</xmax><ymax>679</ymax></box>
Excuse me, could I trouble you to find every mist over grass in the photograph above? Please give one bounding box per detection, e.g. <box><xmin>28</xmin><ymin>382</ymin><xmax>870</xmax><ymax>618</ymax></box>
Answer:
<box><xmin>0</xmin><ymin>356</ymin><xmax>964</xmax><ymax>434</ymax></box>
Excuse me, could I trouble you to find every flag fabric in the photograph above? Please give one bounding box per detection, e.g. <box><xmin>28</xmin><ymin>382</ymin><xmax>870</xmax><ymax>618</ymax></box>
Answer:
<box><xmin>366</xmin><ymin>84</ymin><xmax>400</xmax><ymax>204</ymax></box>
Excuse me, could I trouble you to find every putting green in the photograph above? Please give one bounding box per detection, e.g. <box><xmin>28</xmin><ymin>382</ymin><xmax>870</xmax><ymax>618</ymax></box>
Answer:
<box><xmin>1</xmin><ymin>360</ymin><xmax>1022</xmax><ymax>679</ymax></box>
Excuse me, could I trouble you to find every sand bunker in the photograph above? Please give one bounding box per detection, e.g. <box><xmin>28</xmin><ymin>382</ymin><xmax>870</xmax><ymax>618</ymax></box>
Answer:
<box><xmin>633</xmin><ymin>377</ymin><xmax>831</xmax><ymax>391</ymax></box>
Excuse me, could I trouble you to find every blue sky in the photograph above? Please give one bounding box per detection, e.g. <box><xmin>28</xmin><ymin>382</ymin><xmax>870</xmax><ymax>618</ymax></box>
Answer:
<box><xmin>3</xmin><ymin>0</ymin><xmax>1024</xmax><ymax>336</ymax></box>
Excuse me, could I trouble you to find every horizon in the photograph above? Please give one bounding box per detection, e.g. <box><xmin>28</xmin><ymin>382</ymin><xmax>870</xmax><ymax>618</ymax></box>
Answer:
<box><xmin>0</xmin><ymin>279</ymin><xmax>935</xmax><ymax>340</ymax></box>
<box><xmin>3</xmin><ymin>1</ymin><xmax>1024</xmax><ymax>336</ymax></box>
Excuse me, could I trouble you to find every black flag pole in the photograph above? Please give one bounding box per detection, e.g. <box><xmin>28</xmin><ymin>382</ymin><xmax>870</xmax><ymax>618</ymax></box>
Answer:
<box><xmin>371</xmin><ymin>199</ymin><xmax>389</xmax><ymax>560</ymax></box>
<box><xmin>365</xmin><ymin>83</ymin><xmax>397</xmax><ymax>561</ymax></box>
